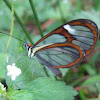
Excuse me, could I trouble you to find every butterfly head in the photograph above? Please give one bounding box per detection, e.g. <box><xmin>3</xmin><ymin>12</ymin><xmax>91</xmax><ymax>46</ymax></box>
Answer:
<box><xmin>23</xmin><ymin>42</ymin><xmax>33</xmax><ymax>50</ymax></box>
<box><xmin>23</xmin><ymin>42</ymin><xmax>29</xmax><ymax>49</ymax></box>
<box><xmin>23</xmin><ymin>42</ymin><xmax>34</xmax><ymax>58</ymax></box>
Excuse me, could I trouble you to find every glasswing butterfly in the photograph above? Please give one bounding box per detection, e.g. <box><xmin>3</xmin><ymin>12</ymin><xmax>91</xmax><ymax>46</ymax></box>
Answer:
<box><xmin>0</xmin><ymin>19</ymin><xmax>99</xmax><ymax>78</ymax></box>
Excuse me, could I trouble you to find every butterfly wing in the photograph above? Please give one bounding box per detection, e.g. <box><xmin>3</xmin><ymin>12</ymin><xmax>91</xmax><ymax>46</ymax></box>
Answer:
<box><xmin>36</xmin><ymin>54</ymin><xmax>62</xmax><ymax>78</ymax></box>
<box><xmin>66</xmin><ymin>19</ymin><xmax>98</xmax><ymax>58</ymax></box>
<box><xmin>35</xmin><ymin>43</ymin><xmax>85</xmax><ymax>77</ymax></box>
<box><xmin>33</xmin><ymin>19</ymin><xmax>98</xmax><ymax>58</ymax></box>
<box><xmin>32</xmin><ymin>19</ymin><xmax>98</xmax><ymax>77</ymax></box>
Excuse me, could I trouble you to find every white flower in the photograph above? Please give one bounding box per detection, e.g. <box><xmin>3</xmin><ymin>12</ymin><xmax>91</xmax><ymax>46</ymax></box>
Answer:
<box><xmin>7</xmin><ymin>63</ymin><xmax>21</xmax><ymax>80</ymax></box>
<box><xmin>0</xmin><ymin>83</ymin><xmax>6</xmax><ymax>91</ymax></box>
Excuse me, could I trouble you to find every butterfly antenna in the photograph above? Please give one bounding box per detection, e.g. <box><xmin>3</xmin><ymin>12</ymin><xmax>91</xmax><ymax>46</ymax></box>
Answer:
<box><xmin>0</xmin><ymin>32</ymin><xmax>25</xmax><ymax>43</ymax></box>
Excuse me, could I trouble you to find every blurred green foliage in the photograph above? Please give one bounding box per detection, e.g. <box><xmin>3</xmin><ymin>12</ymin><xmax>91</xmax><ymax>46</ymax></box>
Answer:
<box><xmin>0</xmin><ymin>0</ymin><xmax>100</xmax><ymax>100</ymax></box>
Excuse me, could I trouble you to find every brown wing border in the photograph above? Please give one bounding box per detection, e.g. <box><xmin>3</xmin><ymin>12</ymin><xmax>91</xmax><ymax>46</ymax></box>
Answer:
<box><xmin>67</xmin><ymin>19</ymin><xmax>98</xmax><ymax>58</ymax></box>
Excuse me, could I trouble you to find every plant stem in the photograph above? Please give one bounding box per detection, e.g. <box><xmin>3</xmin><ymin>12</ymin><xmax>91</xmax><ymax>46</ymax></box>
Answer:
<box><xmin>5</xmin><ymin>0</ymin><xmax>14</xmax><ymax>53</ymax></box>
<box><xmin>3</xmin><ymin>0</ymin><xmax>33</xmax><ymax>44</ymax></box>
<box><xmin>56</xmin><ymin>0</ymin><xmax>66</xmax><ymax>23</ymax></box>
<box><xmin>29</xmin><ymin>0</ymin><xmax>44</xmax><ymax>37</ymax></box>
<box><xmin>70</xmin><ymin>78</ymin><xmax>83</xmax><ymax>87</ymax></box>
<box><xmin>76</xmin><ymin>0</ymin><xmax>82</xmax><ymax>12</ymax></box>
<box><xmin>29</xmin><ymin>0</ymin><xmax>50</xmax><ymax>77</ymax></box>
<box><xmin>79</xmin><ymin>88</ymin><xmax>87</xmax><ymax>100</ymax></box>
<box><xmin>94</xmin><ymin>0</ymin><xmax>100</xmax><ymax>11</ymax></box>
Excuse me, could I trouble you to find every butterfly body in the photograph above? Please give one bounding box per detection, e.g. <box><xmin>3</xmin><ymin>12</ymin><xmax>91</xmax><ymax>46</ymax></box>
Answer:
<box><xmin>27</xmin><ymin>43</ymin><xmax>54</xmax><ymax>58</ymax></box>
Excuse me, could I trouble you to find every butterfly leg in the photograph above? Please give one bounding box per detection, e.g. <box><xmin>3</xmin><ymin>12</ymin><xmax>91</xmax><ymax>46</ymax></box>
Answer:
<box><xmin>13</xmin><ymin>53</ymin><xmax>27</xmax><ymax>63</ymax></box>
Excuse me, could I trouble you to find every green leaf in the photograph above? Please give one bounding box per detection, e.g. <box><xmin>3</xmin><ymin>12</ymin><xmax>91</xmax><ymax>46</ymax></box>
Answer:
<box><xmin>87</xmin><ymin>98</ymin><xmax>100</xmax><ymax>100</ymax></box>
<box><xmin>0</xmin><ymin>33</ymin><xmax>22</xmax><ymax>79</ymax></box>
<box><xmin>81</xmin><ymin>75</ymin><xmax>100</xmax><ymax>87</ymax></box>
<box><xmin>8</xmin><ymin>77</ymin><xmax>78</xmax><ymax>100</ymax></box>
<box><xmin>82</xmin><ymin>64</ymin><xmax>96</xmax><ymax>76</ymax></box>
<box><xmin>0</xmin><ymin>94</ymin><xmax>8</xmax><ymax>100</ymax></box>
<box><xmin>0</xmin><ymin>35</ymin><xmax>20</xmax><ymax>54</ymax></box>
<box><xmin>0</xmin><ymin>83</ymin><xmax>7</xmax><ymax>100</ymax></box>
<box><xmin>0</xmin><ymin>84</ymin><xmax>6</xmax><ymax>95</ymax></box>
<box><xmin>0</xmin><ymin>54</ymin><xmax>6</xmax><ymax>79</ymax></box>
<box><xmin>0</xmin><ymin>1</ymin><xmax>11</xmax><ymax>30</ymax></box>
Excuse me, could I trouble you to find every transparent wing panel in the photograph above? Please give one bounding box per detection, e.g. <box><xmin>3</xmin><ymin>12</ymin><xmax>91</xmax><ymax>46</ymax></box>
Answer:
<box><xmin>70</xmin><ymin>25</ymin><xmax>94</xmax><ymax>38</ymax></box>
<box><xmin>35</xmin><ymin>46</ymin><xmax>83</xmax><ymax>68</ymax></box>
<box><xmin>66</xmin><ymin>25</ymin><xmax>95</xmax><ymax>51</ymax></box>
<box><xmin>37</xmin><ymin>34</ymin><xmax>66</xmax><ymax>46</ymax></box>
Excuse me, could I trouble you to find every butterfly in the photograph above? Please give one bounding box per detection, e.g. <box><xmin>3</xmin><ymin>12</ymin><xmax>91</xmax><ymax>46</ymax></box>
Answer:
<box><xmin>1</xmin><ymin>19</ymin><xmax>99</xmax><ymax>78</ymax></box>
